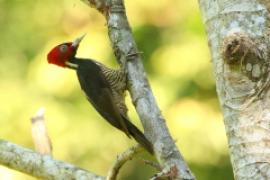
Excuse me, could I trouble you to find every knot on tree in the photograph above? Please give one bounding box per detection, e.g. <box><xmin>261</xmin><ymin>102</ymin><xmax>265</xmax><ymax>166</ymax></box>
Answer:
<box><xmin>83</xmin><ymin>0</ymin><xmax>125</xmax><ymax>17</ymax></box>
<box><xmin>82</xmin><ymin>0</ymin><xmax>111</xmax><ymax>15</ymax></box>
<box><xmin>222</xmin><ymin>32</ymin><xmax>268</xmax><ymax>81</ymax></box>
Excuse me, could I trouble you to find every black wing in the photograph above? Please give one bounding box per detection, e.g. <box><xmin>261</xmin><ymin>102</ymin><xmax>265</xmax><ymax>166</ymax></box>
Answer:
<box><xmin>76</xmin><ymin>60</ymin><xmax>130</xmax><ymax>136</ymax></box>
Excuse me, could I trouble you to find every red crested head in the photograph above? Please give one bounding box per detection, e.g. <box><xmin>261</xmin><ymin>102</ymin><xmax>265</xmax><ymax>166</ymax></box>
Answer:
<box><xmin>47</xmin><ymin>42</ymin><xmax>74</xmax><ymax>67</ymax></box>
<box><xmin>47</xmin><ymin>34</ymin><xmax>86</xmax><ymax>67</ymax></box>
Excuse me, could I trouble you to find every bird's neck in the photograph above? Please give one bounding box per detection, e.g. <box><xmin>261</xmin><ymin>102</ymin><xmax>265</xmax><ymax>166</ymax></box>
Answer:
<box><xmin>65</xmin><ymin>56</ymin><xmax>80</xmax><ymax>70</ymax></box>
<box><xmin>65</xmin><ymin>57</ymin><xmax>99</xmax><ymax>70</ymax></box>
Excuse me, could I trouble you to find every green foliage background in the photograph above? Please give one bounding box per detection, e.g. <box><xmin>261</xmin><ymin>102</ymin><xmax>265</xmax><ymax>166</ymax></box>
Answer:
<box><xmin>0</xmin><ymin>0</ymin><xmax>233</xmax><ymax>179</ymax></box>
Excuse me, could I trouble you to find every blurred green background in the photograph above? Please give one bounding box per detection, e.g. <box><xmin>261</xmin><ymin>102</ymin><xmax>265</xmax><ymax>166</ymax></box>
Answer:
<box><xmin>0</xmin><ymin>0</ymin><xmax>233</xmax><ymax>179</ymax></box>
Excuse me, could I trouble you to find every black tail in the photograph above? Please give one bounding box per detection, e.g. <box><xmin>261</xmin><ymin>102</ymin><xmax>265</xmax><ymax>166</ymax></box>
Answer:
<box><xmin>125</xmin><ymin>119</ymin><xmax>154</xmax><ymax>154</ymax></box>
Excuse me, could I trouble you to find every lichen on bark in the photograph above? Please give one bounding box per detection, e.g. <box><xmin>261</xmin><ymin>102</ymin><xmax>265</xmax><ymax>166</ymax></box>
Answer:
<box><xmin>199</xmin><ymin>0</ymin><xmax>270</xmax><ymax>179</ymax></box>
<box><xmin>0</xmin><ymin>140</ymin><xmax>105</xmax><ymax>180</ymax></box>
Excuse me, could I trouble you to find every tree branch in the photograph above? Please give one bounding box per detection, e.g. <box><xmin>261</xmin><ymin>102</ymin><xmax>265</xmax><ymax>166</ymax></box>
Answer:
<box><xmin>106</xmin><ymin>145</ymin><xmax>143</xmax><ymax>180</ymax></box>
<box><xmin>0</xmin><ymin>140</ymin><xmax>105</xmax><ymax>180</ymax></box>
<box><xmin>80</xmin><ymin>0</ymin><xmax>195</xmax><ymax>179</ymax></box>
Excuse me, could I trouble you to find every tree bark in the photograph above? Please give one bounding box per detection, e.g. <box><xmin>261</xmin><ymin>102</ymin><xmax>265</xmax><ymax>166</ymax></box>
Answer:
<box><xmin>198</xmin><ymin>0</ymin><xmax>270</xmax><ymax>179</ymax></box>
<box><xmin>0</xmin><ymin>140</ymin><xmax>105</xmax><ymax>180</ymax></box>
<box><xmin>80</xmin><ymin>0</ymin><xmax>195</xmax><ymax>179</ymax></box>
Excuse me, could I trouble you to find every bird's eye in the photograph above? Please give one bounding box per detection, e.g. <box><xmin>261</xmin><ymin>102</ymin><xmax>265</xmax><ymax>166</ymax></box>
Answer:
<box><xmin>59</xmin><ymin>44</ymin><xmax>68</xmax><ymax>53</ymax></box>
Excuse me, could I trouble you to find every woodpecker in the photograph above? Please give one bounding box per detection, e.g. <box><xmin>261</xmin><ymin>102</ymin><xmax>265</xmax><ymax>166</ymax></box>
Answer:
<box><xmin>47</xmin><ymin>35</ymin><xmax>153</xmax><ymax>154</ymax></box>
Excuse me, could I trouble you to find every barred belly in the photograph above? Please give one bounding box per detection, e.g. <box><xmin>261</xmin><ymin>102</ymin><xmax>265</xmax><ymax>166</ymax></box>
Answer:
<box><xmin>97</xmin><ymin>63</ymin><xmax>128</xmax><ymax>116</ymax></box>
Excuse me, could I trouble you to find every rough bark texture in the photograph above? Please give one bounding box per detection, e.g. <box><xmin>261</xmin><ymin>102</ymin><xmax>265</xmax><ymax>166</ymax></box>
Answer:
<box><xmin>0</xmin><ymin>140</ymin><xmax>105</xmax><ymax>180</ymax></box>
<box><xmin>81</xmin><ymin>0</ymin><xmax>195</xmax><ymax>179</ymax></box>
<box><xmin>198</xmin><ymin>0</ymin><xmax>270</xmax><ymax>179</ymax></box>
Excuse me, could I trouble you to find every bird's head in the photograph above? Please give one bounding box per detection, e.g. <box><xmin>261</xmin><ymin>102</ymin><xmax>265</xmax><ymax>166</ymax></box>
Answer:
<box><xmin>47</xmin><ymin>34</ymin><xmax>86</xmax><ymax>67</ymax></box>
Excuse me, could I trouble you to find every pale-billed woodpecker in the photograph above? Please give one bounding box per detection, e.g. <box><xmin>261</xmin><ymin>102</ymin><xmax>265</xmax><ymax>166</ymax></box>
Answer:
<box><xmin>47</xmin><ymin>35</ymin><xmax>153</xmax><ymax>154</ymax></box>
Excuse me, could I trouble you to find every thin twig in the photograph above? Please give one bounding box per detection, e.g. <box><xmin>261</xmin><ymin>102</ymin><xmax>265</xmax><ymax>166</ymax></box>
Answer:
<box><xmin>106</xmin><ymin>144</ymin><xmax>144</xmax><ymax>180</ymax></box>
<box><xmin>141</xmin><ymin>159</ymin><xmax>161</xmax><ymax>171</ymax></box>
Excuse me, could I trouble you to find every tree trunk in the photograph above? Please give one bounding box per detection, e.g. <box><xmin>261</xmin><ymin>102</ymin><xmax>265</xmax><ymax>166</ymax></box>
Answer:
<box><xmin>198</xmin><ymin>0</ymin><xmax>270</xmax><ymax>179</ymax></box>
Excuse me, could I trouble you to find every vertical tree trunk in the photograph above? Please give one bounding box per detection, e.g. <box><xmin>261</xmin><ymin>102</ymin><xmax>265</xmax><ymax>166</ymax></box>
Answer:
<box><xmin>198</xmin><ymin>0</ymin><xmax>270</xmax><ymax>179</ymax></box>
